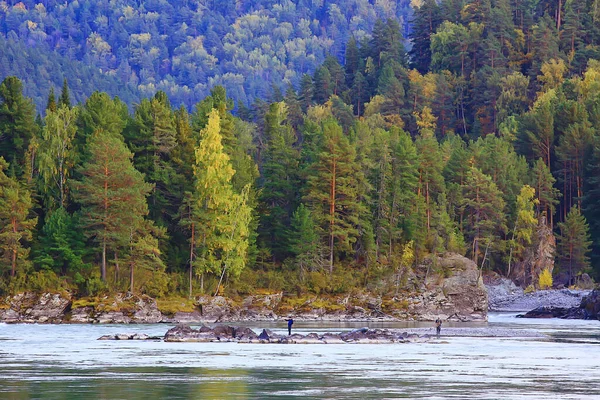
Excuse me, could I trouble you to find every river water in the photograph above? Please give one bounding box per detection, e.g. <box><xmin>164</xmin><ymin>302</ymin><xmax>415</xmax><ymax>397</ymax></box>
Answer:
<box><xmin>1</xmin><ymin>313</ymin><xmax>599</xmax><ymax>399</ymax></box>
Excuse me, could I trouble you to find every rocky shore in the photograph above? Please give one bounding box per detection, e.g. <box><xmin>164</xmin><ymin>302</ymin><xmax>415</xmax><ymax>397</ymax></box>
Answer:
<box><xmin>0</xmin><ymin>253</ymin><xmax>488</xmax><ymax>324</ymax></box>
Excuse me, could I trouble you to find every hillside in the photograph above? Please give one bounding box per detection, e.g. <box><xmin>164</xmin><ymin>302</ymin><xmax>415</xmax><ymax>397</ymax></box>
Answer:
<box><xmin>0</xmin><ymin>0</ymin><xmax>412</xmax><ymax>111</ymax></box>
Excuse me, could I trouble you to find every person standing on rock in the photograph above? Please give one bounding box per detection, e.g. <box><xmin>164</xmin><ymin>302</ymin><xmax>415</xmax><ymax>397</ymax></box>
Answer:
<box><xmin>435</xmin><ymin>318</ymin><xmax>442</xmax><ymax>337</ymax></box>
<box><xmin>286</xmin><ymin>318</ymin><xmax>294</xmax><ymax>335</ymax></box>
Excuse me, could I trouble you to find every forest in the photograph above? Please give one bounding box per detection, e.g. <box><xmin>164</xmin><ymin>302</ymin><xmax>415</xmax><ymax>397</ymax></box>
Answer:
<box><xmin>1</xmin><ymin>0</ymin><xmax>600</xmax><ymax>299</ymax></box>
<box><xmin>0</xmin><ymin>0</ymin><xmax>411</xmax><ymax>112</ymax></box>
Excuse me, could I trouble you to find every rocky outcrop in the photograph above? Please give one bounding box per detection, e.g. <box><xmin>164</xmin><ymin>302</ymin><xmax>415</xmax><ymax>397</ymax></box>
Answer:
<box><xmin>0</xmin><ymin>292</ymin><xmax>71</xmax><ymax>323</ymax></box>
<box><xmin>161</xmin><ymin>324</ymin><xmax>424</xmax><ymax>344</ymax></box>
<box><xmin>511</xmin><ymin>216</ymin><xmax>555</xmax><ymax>287</ymax></box>
<box><xmin>518</xmin><ymin>288</ymin><xmax>600</xmax><ymax>320</ymax></box>
<box><xmin>580</xmin><ymin>289</ymin><xmax>600</xmax><ymax>320</ymax></box>
<box><xmin>67</xmin><ymin>293</ymin><xmax>164</xmax><ymax>323</ymax></box>
<box><xmin>402</xmin><ymin>253</ymin><xmax>488</xmax><ymax>321</ymax></box>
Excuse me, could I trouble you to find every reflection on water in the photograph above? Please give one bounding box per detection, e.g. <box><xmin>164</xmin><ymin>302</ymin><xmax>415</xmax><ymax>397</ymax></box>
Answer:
<box><xmin>0</xmin><ymin>314</ymin><xmax>599</xmax><ymax>399</ymax></box>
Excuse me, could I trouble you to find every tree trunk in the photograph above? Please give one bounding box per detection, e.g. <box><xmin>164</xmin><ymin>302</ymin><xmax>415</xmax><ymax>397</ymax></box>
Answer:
<box><xmin>189</xmin><ymin>222</ymin><xmax>195</xmax><ymax>299</ymax></box>
<box><xmin>101</xmin><ymin>239</ymin><xmax>107</xmax><ymax>281</ymax></box>
<box><xmin>130</xmin><ymin>260</ymin><xmax>134</xmax><ymax>293</ymax></box>
<box><xmin>114</xmin><ymin>251</ymin><xmax>120</xmax><ymax>282</ymax></box>
<box><xmin>329</xmin><ymin>154</ymin><xmax>336</xmax><ymax>274</ymax></box>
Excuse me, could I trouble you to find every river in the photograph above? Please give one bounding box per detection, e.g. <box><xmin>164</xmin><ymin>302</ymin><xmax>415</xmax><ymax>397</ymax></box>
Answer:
<box><xmin>0</xmin><ymin>313</ymin><xmax>598</xmax><ymax>399</ymax></box>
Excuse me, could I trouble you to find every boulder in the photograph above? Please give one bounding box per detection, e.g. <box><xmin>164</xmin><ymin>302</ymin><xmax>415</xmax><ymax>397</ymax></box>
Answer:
<box><xmin>407</xmin><ymin>253</ymin><xmax>488</xmax><ymax>321</ymax></box>
<box><xmin>517</xmin><ymin>306</ymin><xmax>584</xmax><ymax>319</ymax></box>
<box><xmin>581</xmin><ymin>289</ymin><xmax>600</xmax><ymax>320</ymax></box>
<box><xmin>132</xmin><ymin>296</ymin><xmax>163</xmax><ymax>323</ymax></box>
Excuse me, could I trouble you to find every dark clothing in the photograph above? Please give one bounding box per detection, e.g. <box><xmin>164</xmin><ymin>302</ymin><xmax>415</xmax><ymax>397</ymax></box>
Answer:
<box><xmin>435</xmin><ymin>319</ymin><xmax>442</xmax><ymax>337</ymax></box>
<box><xmin>287</xmin><ymin>318</ymin><xmax>294</xmax><ymax>335</ymax></box>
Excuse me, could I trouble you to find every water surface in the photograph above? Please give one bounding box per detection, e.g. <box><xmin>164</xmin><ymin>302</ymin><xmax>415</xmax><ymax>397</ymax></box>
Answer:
<box><xmin>1</xmin><ymin>314</ymin><xmax>599</xmax><ymax>399</ymax></box>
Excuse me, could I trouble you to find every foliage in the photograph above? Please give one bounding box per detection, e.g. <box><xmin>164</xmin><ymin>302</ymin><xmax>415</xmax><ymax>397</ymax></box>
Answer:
<box><xmin>538</xmin><ymin>268</ymin><xmax>553</xmax><ymax>289</ymax></box>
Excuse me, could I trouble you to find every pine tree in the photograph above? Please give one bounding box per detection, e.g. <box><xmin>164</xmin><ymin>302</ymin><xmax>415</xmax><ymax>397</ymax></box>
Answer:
<box><xmin>299</xmin><ymin>74</ymin><xmax>314</xmax><ymax>113</ymax></box>
<box><xmin>557</xmin><ymin>206</ymin><xmax>591</xmax><ymax>285</ymax></box>
<box><xmin>0</xmin><ymin>157</ymin><xmax>37</xmax><ymax>278</ymax></box>
<box><xmin>313</xmin><ymin>66</ymin><xmax>333</xmax><ymax>104</ymax></box>
<box><xmin>46</xmin><ymin>87</ymin><xmax>57</xmax><ymax>113</ymax></box>
<box><xmin>73</xmin><ymin>129</ymin><xmax>153</xmax><ymax>282</ymax></box>
<box><xmin>258</xmin><ymin>102</ymin><xmax>300</xmax><ymax>261</ymax></box>
<box><xmin>59</xmin><ymin>78</ymin><xmax>71</xmax><ymax>108</ymax></box>
<box><xmin>0</xmin><ymin>77</ymin><xmax>37</xmax><ymax>178</ymax></box>
<box><xmin>462</xmin><ymin>166</ymin><xmax>506</xmax><ymax>265</ymax></box>
<box><xmin>409</xmin><ymin>0</ymin><xmax>442</xmax><ymax>73</ymax></box>
<box><xmin>33</xmin><ymin>207</ymin><xmax>86</xmax><ymax>276</ymax></box>
<box><xmin>304</xmin><ymin>119</ymin><xmax>366</xmax><ymax>273</ymax></box>
<box><xmin>289</xmin><ymin>204</ymin><xmax>321</xmax><ymax>272</ymax></box>
<box><xmin>531</xmin><ymin>158</ymin><xmax>560</xmax><ymax>227</ymax></box>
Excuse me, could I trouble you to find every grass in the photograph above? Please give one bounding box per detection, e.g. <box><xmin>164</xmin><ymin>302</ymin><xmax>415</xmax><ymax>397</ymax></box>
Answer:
<box><xmin>156</xmin><ymin>297</ymin><xmax>197</xmax><ymax>316</ymax></box>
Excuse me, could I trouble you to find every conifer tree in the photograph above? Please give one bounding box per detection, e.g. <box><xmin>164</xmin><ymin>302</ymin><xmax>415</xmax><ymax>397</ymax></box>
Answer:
<box><xmin>557</xmin><ymin>206</ymin><xmax>591</xmax><ymax>285</ymax></box>
<box><xmin>531</xmin><ymin>158</ymin><xmax>560</xmax><ymax>227</ymax></box>
<box><xmin>304</xmin><ymin>119</ymin><xmax>365</xmax><ymax>273</ymax></box>
<box><xmin>258</xmin><ymin>102</ymin><xmax>300</xmax><ymax>260</ymax></box>
<box><xmin>33</xmin><ymin>207</ymin><xmax>86</xmax><ymax>276</ymax></box>
<box><xmin>289</xmin><ymin>204</ymin><xmax>321</xmax><ymax>272</ymax></box>
<box><xmin>0</xmin><ymin>157</ymin><xmax>37</xmax><ymax>278</ymax></box>
<box><xmin>59</xmin><ymin>78</ymin><xmax>71</xmax><ymax>108</ymax></box>
<box><xmin>74</xmin><ymin>129</ymin><xmax>153</xmax><ymax>282</ymax></box>
<box><xmin>46</xmin><ymin>87</ymin><xmax>57</xmax><ymax>113</ymax></box>
<box><xmin>409</xmin><ymin>0</ymin><xmax>442</xmax><ymax>73</ymax></box>
<box><xmin>462</xmin><ymin>166</ymin><xmax>506</xmax><ymax>265</ymax></box>
<box><xmin>0</xmin><ymin>77</ymin><xmax>37</xmax><ymax>178</ymax></box>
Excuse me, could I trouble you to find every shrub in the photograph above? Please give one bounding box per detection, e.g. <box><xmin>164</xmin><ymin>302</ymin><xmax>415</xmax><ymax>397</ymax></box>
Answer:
<box><xmin>524</xmin><ymin>284</ymin><xmax>535</xmax><ymax>294</ymax></box>
<box><xmin>538</xmin><ymin>269</ymin><xmax>553</xmax><ymax>290</ymax></box>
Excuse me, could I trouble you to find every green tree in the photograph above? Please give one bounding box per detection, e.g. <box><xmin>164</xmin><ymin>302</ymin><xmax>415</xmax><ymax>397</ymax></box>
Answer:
<box><xmin>59</xmin><ymin>78</ymin><xmax>71</xmax><ymax>108</ymax></box>
<box><xmin>531</xmin><ymin>158</ymin><xmax>560</xmax><ymax>227</ymax></box>
<box><xmin>0</xmin><ymin>77</ymin><xmax>37</xmax><ymax>178</ymax></box>
<box><xmin>73</xmin><ymin>129</ymin><xmax>153</xmax><ymax>282</ymax></box>
<box><xmin>46</xmin><ymin>87</ymin><xmax>57</xmax><ymax>113</ymax></box>
<box><xmin>289</xmin><ymin>204</ymin><xmax>321</xmax><ymax>272</ymax></box>
<box><xmin>409</xmin><ymin>0</ymin><xmax>442</xmax><ymax>73</ymax></box>
<box><xmin>462</xmin><ymin>166</ymin><xmax>506</xmax><ymax>265</ymax></box>
<box><xmin>557</xmin><ymin>206</ymin><xmax>591</xmax><ymax>285</ymax></box>
<box><xmin>304</xmin><ymin>119</ymin><xmax>365</xmax><ymax>273</ymax></box>
<box><xmin>258</xmin><ymin>102</ymin><xmax>300</xmax><ymax>261</ymax></box>
<box><xmin>33</xmin><ymin>207</ymin><xmax>86</xmax><ymax>276</ymax></box>
<box><xmin>0</xmin><ymin>158</ymin><xmax>37</xmax><ymax>278</ymax></box>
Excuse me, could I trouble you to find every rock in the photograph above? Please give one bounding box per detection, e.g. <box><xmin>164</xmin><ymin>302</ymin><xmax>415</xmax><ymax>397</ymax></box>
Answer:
<box><xmin>407</xmin><ymin>253</ymin><xmax>488</xmax><ymax>322</ymax></box>
<box><xmin>581</xmin><ymin>289</ymin><xmax>600</xmax><ymax>320</ymax></box>
<box><xmin>97</xmin><ymin>333</ymin><xmax>161</xmax><ymax>340</ymax></box>
<box><xmin>257</xmin><ymin>328</ymin><xmax>273</xmax><ymax>341</ymax></box>
<box><xmin>0</xmin><ymin>292</ymin><xmax>71</xmax><ymax>323</ymax></box>
<box><xmin>517</xmin><ymin>306</ymin><xmax>585</xmax><ymax>319</ymax></box>
<box><xmin>132</xmin><ymin>296</ymin><xmax>163</xmax><ymax>323</ymax></box>
<box><xmin>511</xmin><ymin>216</ymin><xmax>555</xmax><ymax>287</ymax></box>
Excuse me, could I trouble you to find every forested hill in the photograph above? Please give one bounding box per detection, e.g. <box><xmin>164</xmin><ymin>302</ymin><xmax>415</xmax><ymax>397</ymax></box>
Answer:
<box><xmin>0</xmin><ymin>0</ymin><xmax>411</xmax><ymax>112</ymax></box>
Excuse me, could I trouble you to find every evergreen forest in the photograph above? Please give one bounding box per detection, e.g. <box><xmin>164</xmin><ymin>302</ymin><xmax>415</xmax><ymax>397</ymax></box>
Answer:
<box><xmin>1</xmin><ymin>0</ymin><xmax>600</xmax><ymax>299</ymax></box>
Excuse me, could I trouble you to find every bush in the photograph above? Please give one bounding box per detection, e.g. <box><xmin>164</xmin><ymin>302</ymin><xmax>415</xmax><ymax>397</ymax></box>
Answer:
<box><xmin>538</xmin><ymin>269</ymin><xmax>553</xmax><ymax>290</ymax></box>
<box><xmin>143</xmin><ymin>270</ymin><xmax>171</xmax><ymax>298</ymax></box>
<box><xmin>524</xmin><ymin>284</ymin><xmax>535</xmax><ymax>294</ymax></box>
